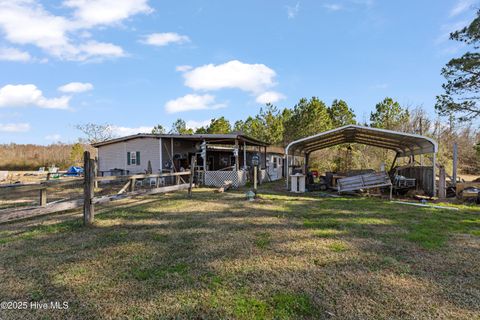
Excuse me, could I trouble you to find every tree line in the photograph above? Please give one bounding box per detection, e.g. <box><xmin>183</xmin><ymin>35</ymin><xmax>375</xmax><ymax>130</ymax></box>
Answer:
<box><xmin>0</xmin><ymin>142</ymin><xmax>92</xmax><ymax>171</ymax></box>
<box><xmin>154</xmin><ymin>96</ymin><xmax>478</xmax><ymax>175</ymax></box>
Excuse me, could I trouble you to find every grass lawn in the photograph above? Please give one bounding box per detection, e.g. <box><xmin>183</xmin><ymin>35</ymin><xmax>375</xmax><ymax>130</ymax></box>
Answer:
<box><xmin>0</xmin><ymin>182</ymin><xmax>479</xmax><ymax>319</ymax></box>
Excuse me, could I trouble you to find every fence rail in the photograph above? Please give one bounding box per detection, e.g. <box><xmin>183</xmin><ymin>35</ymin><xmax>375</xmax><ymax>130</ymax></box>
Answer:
<box><xmin>0</xmin><ymin>199</ymin><xmax>84</xmax><ymax>224</ymax></box>
<box><xmin>0</xmin><ymin>178</ymin><xmax>83</xmax><ymax>194</ymax></box>
<box><xmin>0</xmin><ymin>152</ymin><xmax>196</xmax><ymax>224</ymax></box>
<box><xmin>95</xmin><ymin>171</ymin><xmax>189</xmax><ymax>182</ymax></box>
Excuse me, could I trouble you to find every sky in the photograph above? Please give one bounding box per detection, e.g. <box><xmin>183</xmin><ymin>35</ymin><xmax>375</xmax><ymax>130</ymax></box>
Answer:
<box><xmin>0</xmin><ymin>0</ymin><xmax>477</xmax><ymax>144</ymax></box>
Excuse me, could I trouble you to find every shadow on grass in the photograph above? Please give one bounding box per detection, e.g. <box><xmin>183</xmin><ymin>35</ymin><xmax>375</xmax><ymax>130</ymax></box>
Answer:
<box><xmin>0</xmin><ymin>185</ymin><xmax>479</xmax><ymax>319</ymax></box>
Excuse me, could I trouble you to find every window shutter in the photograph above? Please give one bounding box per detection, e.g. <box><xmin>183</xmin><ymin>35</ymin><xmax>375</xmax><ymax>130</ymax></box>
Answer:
<box><xmin>127</xmin><ymin>152</ymin><xmax>131</xmax><ymax>165</ymax></box>
<box><xmin>136</xmin><ymin>151</ymin><xmax>140</xmax><ymax>165</ymax></box>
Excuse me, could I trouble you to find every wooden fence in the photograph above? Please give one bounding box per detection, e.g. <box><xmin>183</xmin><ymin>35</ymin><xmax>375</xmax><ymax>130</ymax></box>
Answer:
<box><xmin>0</xmin><ymin>151</ymin><xmax>195</xmax><ymax>224</ymax></box>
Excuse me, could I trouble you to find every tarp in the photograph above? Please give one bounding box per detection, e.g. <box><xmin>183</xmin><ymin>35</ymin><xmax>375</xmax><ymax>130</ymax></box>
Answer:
<box><xmin>66</xmin><ymin>166</ymin><xmax>84</xmax><ymax>176</ymax></box>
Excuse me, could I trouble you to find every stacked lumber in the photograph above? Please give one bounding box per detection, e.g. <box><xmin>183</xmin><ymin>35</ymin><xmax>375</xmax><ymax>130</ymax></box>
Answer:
<box><xmin>216</xmin><ymin>180</ymin><xmax>233</xmax><ymax>193</ymax></box>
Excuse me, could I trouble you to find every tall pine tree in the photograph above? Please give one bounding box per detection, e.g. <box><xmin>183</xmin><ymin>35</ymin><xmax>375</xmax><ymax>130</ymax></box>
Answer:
<box><xmin>436</xmin><ymin>10</ymin><xmax>480</xmax><ymax>121</ymax></box>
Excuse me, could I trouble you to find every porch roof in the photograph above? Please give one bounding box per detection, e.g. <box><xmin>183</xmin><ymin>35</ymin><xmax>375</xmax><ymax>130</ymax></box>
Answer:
<box><xmin>92</xmin><ymin>133</ymin><xmax>269</xmax><ymax>148</ymax></box>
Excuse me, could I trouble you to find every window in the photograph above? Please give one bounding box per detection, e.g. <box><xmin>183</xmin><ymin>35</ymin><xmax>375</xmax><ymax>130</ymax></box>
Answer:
<box><xmin>131</xmin><ymin>152</ymin><xmax>137</xmax><ymax>165</ymax></box>
<box><xmin>127</xmin><ymin>151</ymin><xmax>141</xmax><ymax>166</ymax></box>
<box><xmin>273</xmin><ymin>157</ymin><xmax>278</xmax><ymax>169</ymax></box>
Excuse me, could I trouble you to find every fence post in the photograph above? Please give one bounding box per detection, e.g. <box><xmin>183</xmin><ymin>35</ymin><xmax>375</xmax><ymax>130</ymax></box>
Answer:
<box><xmin>94</xmin><ymin>156</ymin><xmax>99</xmax><ymax>189</ymax></box>
<box><xmin>129</xmin><ymin>178</ymin><xmax>135</xmax><ymax>192</ymax></box>
<box><xmin>188</xmin><ymin>156</ymin><xmax>196</xmax><ymax>197</ymax></box>
<box><xmin>439</xmin><ymin>165</ymin><xmax>446</xmax><ymax>199</ymax></box>
<box><xmin>39</xmin><ymin>188</ymin><xmax>47</xmax><ymax>207</ymax></box>
<box><xmin>452</xmin><ymin>142</ymin><xmax>458</xmax><ymax>186</ymax></box>
<box><xmin>83</xmin><ymin>151</ymin><xmax>95</xmax><ymax>225</ymax></box>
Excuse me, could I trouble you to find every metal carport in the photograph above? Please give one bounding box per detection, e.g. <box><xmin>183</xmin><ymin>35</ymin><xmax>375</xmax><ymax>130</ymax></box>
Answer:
<box><xmin>285</xmin><ymin>125</ymin><xmax>438</xmax><ymax>195</ymax></box>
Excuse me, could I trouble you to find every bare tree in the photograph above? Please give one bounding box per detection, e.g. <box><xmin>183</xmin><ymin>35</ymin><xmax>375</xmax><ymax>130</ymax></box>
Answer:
<box><xmin>75</xmin><ymin>123</ymin><xmax>115</xmax><ymax>144</ymax></box>
<box><xmin>407</xmin><ymin>106</ymin><xmax>432</xmax><ymax>135</ymax></box>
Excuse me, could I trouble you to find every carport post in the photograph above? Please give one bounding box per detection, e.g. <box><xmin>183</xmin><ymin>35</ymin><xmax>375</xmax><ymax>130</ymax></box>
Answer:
<box><xmin>285</xmin><ymin>146</ymin><xmax>290</xmax><ymax>190</ymax></box>
<box><xmin>432</xmin><ymin>152</ymin><xmax>436</xmax><ymax>197</ymax></box>
<box><xmin>304</xmin><ymin>152</ymin><xmax>309</xmax><ymax>174</ymax></box>
<box><xmin>285</xmin><ymin>153</ymin><xmax>289</xmax><ymax>189</ymax></box>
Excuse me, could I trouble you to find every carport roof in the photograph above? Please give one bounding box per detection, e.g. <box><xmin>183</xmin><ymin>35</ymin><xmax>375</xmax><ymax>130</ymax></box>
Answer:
<box><xmin>286</xmin><ymin>125</ymin><xmax>437</xmax><ymax>157</ymax></box>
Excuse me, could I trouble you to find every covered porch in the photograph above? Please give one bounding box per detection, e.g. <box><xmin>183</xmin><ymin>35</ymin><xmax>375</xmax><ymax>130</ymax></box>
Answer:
<box><xmin>162</xmin><ymin>133</ymin><xmax>269</xmax><ymax>188</ymax></box>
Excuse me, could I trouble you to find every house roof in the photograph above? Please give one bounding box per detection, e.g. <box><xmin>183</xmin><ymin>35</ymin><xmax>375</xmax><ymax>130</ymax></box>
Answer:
<box><xmin>286</xmin><ymin>125</ymin><xmax>437</xmax><ymax>157</ymax></box>
<box><xmin>91</xmin><ymin>133</ymin><xmax>269</xmax><ymax>148</ymax></box>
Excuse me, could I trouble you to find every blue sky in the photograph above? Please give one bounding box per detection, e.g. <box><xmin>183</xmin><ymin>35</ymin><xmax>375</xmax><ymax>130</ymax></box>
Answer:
<box><xmin>0</xmin><ymin>0</ymin><xmax>477</xmax><ymax>144</ymax></box>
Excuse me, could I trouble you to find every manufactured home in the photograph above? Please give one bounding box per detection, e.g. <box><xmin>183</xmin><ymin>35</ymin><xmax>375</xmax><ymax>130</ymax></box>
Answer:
<box><xmin>92</xmin><ymin>133</ymin><xmax>284</xmax><ymax>188</ymax></box>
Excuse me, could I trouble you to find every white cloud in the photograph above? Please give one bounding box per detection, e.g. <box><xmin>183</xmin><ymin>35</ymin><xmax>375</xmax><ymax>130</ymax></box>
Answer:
<box><xmin>77</xmin><ymin>41</ymin><xmax>125</xmax><ymax>60</ymax></box>
<box><xmin>64</xmin><ymin>0</ymin><xmax>153</xmax><ymax>28</ymax></box>
<box><xmin>352</xmin><ymin>0</ymin><xmax>374</xmax><ymax>6</ymax></box>
<box><xmin>450</xmin><ymin>0</ymin><xmax>476</xmax><ymax>17</ymax></box>
<box><xmin>0</xmin><ymin>1</ymin><xmax>71</xmax><ymax>55</ymax></box>
<box><xmin>141</xmin><ymin>32</ymin><xmax>190</xmax><ymax>46</ymax></box>
<box><xmin>45</xmin><ymin>133</ymin><xmax>61</xmax><ymax>141</ymax></box>
<box><xmin>436</xmin><ymin>20</ymin><xmax>469</xmax><ymax>45</ymax></box>
<box><xmin>182</xmin><ymin>60</ymin><xmax>277</xmax><ymax>94</ymax></box>
<box><xmin>435</xmin><ymin>20</ymin><xmax>470</xmax><ymax>55</ymax></box>
<box><xmin>0</xmin><ymin>84</ymin><xmax>70</xmax><ymax>109</ymax></box>
<box><xmin>58</xmin><ymin>82</ymin><xmax>93</xmax><ymax>93</ymax></box>
<box><xmin>286</xmin><ymin>2</ymin><xmax>300</xmax><ymax>19</ymax></box>
<box><xmin>111</xmin><ymin>125</ymin><xmax>153</xmax><ymax>136</ymax></box>
<box><xmin>323</xmin><ymin>4</ymin><xmax>343</xmax><ymax>11</ymax></box>
<box><xmin>185</xmin><ymin>119</ymin><xmax>210</xmax><ymax>130</ymax></box>
<box><xmin>0</xmin><ymin>0</ymin><xmax>147</xmax><ymax>61</ymax></box>
<box><xmin>164</xmin><ymin>94</ymin><xmax>226</xmax><ymax>113</ymax></box>
<box><xmin>0</xmin><ymin>47</ymin><xmax>31</xmax><ymax>62</ymax></box>
<box><xmin>176</xmin><ymin>65</ymin><xmax>192</xmax><ymax>72</ymax></box>
<box><xmin>0</xmin><ymin>122</ymin><xmax>30</xmax><ymax>132</ymax></box>
<box><xmin>255</xmin><ymin>91</ymin><xmax>286</xmax><ymax>104</ymax></box>
<box><xmin>370</xmin><ymin>83</ymin><xmax>388</xmax><ymax>89</ymax></box>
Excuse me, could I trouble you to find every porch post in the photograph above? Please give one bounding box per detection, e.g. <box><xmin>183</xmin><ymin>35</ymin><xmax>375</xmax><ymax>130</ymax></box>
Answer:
<box><xmin>159</xmin><ymin>138</ymin><xmax>163</xmax><ymax>172</ymax></box>
<box><xmin>170</xmin><ymin>138</ymin><xmax>174</xmax><ymax>172</ymax></box>
<box><xmin>203</xmin><ymin>139</ymin><xmax>207</xmax><ymax>172</ymax></box>
<box><xmin>243</xmin><ymin>142</ymin><xmax>247</xmax><ymax>169</ymax></box>
<box><xmin>234</xmin><ymin>139</ymin><xmax>239</xmax><ymax>171</ymax></box>
<box><xmin>263</xmin><ymin>146</ymin><xmax>267</xmax><ymax>169</ymax></box>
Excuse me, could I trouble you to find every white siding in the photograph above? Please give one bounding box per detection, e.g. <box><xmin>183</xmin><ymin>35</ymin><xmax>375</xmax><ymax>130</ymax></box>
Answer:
<box><xmin>97</xmin><ymin>143</ymin><xmax>125</xmax><ymax>173</ymax></box>
<box><xmin>98</xmin><ymin>137</ymin><xmax>161</xmax><ymax>174</ymax></box>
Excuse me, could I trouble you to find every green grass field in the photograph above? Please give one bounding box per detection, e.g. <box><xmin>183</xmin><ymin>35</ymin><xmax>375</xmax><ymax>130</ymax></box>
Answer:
<box><xmin>0</xmin><ymin>184</ymin><xmax>479</xmax><ymax>319</ymax></box>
